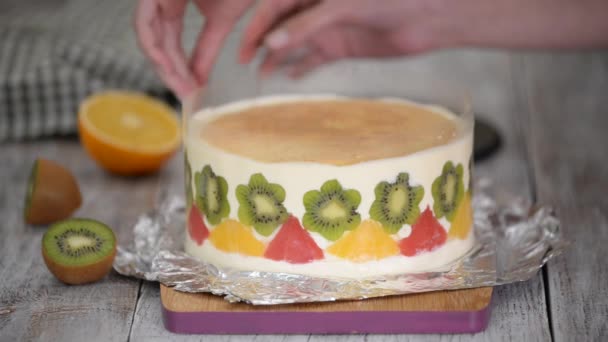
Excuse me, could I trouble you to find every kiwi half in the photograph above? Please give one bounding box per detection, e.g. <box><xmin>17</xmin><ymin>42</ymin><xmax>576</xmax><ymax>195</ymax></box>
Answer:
<box><xmin>24</xmin><ymin>159</ymin><xmax>82</xmax><ymax>225</ymax></box>
<box><xmin>370</xmin><ymin>173</ymin><xmax>424</xmax><ymax>234</ymax></box>
<box><xmin>42</xmin><ymin>218</ymin><xmax>116</xmax><ymax>285</ymax></box>
<box><xmin>303</xmin><ymin>180</ymin><xmax>361</xmax><ymax>241</ymax></box>
<box><xmin>195</xmin><ymin>165</ymin><xmax>230</xmax><ymax>225</ymax></box>
<box><xmin>236</xmin><ymin>173</ymin><xmax>288</xmax><ymax>236</ymax></box>
<box><xmin>432</xmin><ymin>161</ymin><xmax>465</xmax><ymax>222</ymax></box>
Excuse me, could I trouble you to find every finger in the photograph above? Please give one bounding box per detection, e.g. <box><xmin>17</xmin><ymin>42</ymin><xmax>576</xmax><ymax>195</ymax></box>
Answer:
<box><xmin>189</xmin><ymin>22</ymin><xmax>235</xmax><ymax>85</ymax></box>
<box><xmin>135</xmin><ymin>0</ymin><xmax>195</xmax><ymax>97</ymax></box>
<box><xmin>258</xmin><ymin>45</ymin><xmax>313</xmax><ymax>76</ymax></box>
<box><xmin>287</xmin><ymin>53</ymin><xmax>331</xmax><ymax>78</ymax></box>
<box><xmin>264</xmin><ymin>3</ymin><xmax>344</xmax><ymax>53</ymax></box>
<box><xmin>239</xmin><ymin>0</ymin><xmax>307</xmax><ymax>64</ymax></box>
<box><xmin>258</xmin><ymin>51</ymin><xmax>281</xmax><ymax>76</ymax></box>
<box><xmin>161</xmin><ymin>19</ymin><xmax>195</xmax><ymax>84</ymax></box>
<box><xmin>134</xmin><ymin>0</ymin><xmax>172</xmax><ymax>69</ymax></box>
<box><xmin>156</xmin><ymin>66</ymin><xmax>197</xmax><ymax>99</ymax></box>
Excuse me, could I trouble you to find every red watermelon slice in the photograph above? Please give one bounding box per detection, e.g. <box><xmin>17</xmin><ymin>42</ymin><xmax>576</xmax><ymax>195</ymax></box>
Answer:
<box><xmin>188</xmin><ymin>205</ymin><xmax>209</xmax><ymax>245</ymax></box>
<box><xmin>265</xmin><ymin>215</ymin><xmax>324</xmax><ymax>263</ymax></box>
<box><xmin>399</xmin><ymin>206</ymin><xmax>447</xmax><ymax>256</ymax></box>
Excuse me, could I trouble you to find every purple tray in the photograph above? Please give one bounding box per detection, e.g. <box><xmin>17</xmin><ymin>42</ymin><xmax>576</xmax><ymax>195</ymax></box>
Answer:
<box><xmin>162</xmin><ymin>301</ymin><xmax>492</xmax><ymax>334</ymax></box>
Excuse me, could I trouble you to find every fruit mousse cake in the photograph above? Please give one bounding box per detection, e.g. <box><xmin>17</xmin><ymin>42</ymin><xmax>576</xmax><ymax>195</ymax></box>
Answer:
<box><xmin>184</xmin><ymin>95</ymin><xmax>474</xmax><ymax>278</ymax></box>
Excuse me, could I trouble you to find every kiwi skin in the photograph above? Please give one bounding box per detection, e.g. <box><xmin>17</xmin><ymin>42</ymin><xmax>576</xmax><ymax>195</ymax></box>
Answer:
<box><xmin>42</xmin><ymin>218</ymin><xmax>116</xmax><ymax>285</ymax></box>
<box><xmin>24</xmin><ymin>159</ymin><xmax>82</xmax><ymax>225</ymax></box>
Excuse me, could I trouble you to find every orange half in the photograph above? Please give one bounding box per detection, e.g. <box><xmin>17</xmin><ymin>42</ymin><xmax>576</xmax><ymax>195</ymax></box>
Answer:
<box><xmin>78</xmin><ymin>91</ymin><xmax>181</xmax><ymax>175</ymax></box>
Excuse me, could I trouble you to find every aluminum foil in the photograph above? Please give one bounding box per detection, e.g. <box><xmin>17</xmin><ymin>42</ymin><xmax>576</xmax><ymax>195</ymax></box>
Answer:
<box><xmin>113</xmin><ymin>179</ymin><xmax>565</xmax><ymax>305</ymax></box>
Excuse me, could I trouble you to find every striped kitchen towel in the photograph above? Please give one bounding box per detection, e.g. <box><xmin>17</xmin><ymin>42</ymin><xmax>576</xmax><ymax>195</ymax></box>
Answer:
<box><xmin>0</xmin><ymin>26</ymin><xmax>165</xmax><ymax>141</ymax></box>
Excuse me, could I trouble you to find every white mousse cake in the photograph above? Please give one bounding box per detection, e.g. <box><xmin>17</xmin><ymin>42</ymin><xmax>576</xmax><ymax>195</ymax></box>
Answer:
<box><xmin>184</xmin><ymin>95</ymin><xmax>474</xmax><ymax>278</ymax></box>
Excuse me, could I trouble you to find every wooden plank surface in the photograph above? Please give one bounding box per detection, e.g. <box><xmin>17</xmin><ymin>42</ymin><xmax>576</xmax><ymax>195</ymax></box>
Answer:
<box><xmin>518</xmin><ymin>53</ymin><xmax>608</xmax><ymax>341</ymax></box>
<box><xmin>0</xmin><ymin>140</ymin><xmax>160</xmax><ymax>341</ymax></box>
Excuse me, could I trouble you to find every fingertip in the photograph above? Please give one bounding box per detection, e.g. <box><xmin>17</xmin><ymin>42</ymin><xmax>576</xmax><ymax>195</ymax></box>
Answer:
<box><xmin>239</xmin><ymin>29</ymin><xmax>264</xmax><ymax>64</ymax></box>
<box><xmin>194</xmin><ymin>70</ymin><xmax>207</xmax><ymax>87</ymax></box>
<box><xmin>189</xmin><ymin>51</ymin><xmax>209</xmax><ymax>86</ymax></box>
<box><xmin>177</xmin><ymin>83</ymin><xmax>200</xmax><ymax>100</ymax></box>
<box><xmin>156</xmin><ymin>66</ymin><xmax>199</xmax><ymax>100</ymax></box>
<box><xmin>191</xmin><ymin>55</ymin><xmax>213</xmax><ymax>87</ymax></box>
<box><xmin>238</xmin><ymin>46</ymin><xmax>255</xmax><ymax>64</ymax></box>
<box><xmin>238</xmin><ymin>48</ymin><xmax>250</xmax><ymax>64</ymax></box>
<box><xmin>265</xmin><ymin>30</ymin><xmax>289</xmax><ymax>50</ymax></box>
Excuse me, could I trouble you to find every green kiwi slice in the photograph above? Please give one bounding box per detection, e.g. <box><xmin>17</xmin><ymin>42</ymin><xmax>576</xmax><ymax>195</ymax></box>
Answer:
<box><xmin>236</xmin><ymin>173</ymin><xmax>288</xmax><ymax>236</ymax></box>
<box><xmin>42</xmin><ymin>218</ymin><xmax>116</xmax><ymax>285</ymax></box>
<box><xmin>369</xmin><ymin>173</ymin><xmax>424</xmax><ymax>234</ymax></box>
<box><xmin>432</xmin><ymin>161</ymin><xmax>465</xmax><ymax>222</ymax></box>
<box><xmin>24</xmin><ymin>159</ymin><xmax>82</xmax><ymax>225</ymax></box>
<box><xmin>302</xmin><ymin>180</ymin><xmax>361</xmax><ymax>241</ymax></box>
<box><xmin>195</xmin><ymin>165</ymin><xmax>230</xmax><ymax>225</ymax></box>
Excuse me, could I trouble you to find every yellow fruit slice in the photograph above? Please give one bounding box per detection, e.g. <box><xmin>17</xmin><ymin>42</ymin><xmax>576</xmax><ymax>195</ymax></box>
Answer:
<box><xmin>327</xmin><ymin>220</ymin><xmax>399</xmax><ymax>262</ymax></box>
<box><xmin>78</xmin><ymin>91</ymin><xmax>181</xmax><ymax>175</ymax></box>
<box><xmin>448</xmin><ymin>191</ymin><xmax>473</xmax><ymax>239</ymax></box>
<box><xmin>209</xmin><ymin>219</ymin><xmax>265</xmax><ymax>256</ymax></box>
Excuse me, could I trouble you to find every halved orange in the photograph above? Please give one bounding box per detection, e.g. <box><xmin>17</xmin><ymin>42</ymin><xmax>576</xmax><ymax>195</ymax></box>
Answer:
<box><xmin>78</xmin><ymin>91</ymin><xmax>181</xmax><ymax>175</ymax></box>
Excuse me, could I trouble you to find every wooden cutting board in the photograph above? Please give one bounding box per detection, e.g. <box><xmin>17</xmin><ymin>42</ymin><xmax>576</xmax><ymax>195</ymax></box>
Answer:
<box><xmin>161</xmin><ymin>285</ymin><xmax>493</xmax><ymax>334</ymax></box>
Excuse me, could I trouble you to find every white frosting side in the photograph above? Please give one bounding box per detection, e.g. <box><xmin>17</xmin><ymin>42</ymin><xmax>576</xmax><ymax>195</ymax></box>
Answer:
<box><xmin>184</xmin><ymin>94</ymin><xmax>474</xmax><ymax>278</ymax></box>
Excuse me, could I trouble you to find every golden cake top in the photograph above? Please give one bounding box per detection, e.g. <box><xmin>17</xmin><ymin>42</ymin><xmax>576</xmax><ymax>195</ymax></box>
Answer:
<box><xmin>200</xmin><ymin>98</ymin><xmax>459</xmax><ymax>165</ymax></box>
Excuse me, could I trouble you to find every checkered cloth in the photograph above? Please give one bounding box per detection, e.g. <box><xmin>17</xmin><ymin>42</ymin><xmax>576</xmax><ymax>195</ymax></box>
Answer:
<box><xmin>0</xmin><ymin>27</ymin><xmax>165</xmax><ymax>141</ymax></box>
<box><xmin>0</xmin><ymin>0</ymin><xmax>176</xmax><ymax>141</ymax></box>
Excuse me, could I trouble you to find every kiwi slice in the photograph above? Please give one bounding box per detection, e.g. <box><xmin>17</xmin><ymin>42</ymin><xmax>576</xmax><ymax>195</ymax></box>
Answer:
<box><xmin>24</xmin><ymin>159</ymin><xmax>82</xmax><ymax>225</ymax></box>
<box><xmin>236</xmin><ymin>173</ymin><xmax>288</xmax><ymax>236</ymax></box>
<box><xmin>42</xmin><ymin>218</ymin><xmax>116</xmax><ymax>285</ymax></box>
<box><xmin>184</xmin><ymin>151</ymin><xmax>193</xmax><ymax>207</ymax></box>
<box><xmin>302</xmin><ymin>180</ymin><xmax>361</xmax><ymax>241</ymax></box>
<box><xmin>432</xmin><ymin>161</ymin><xmax>465</xmax><ymax>222</ymax></box>
<box><xmin>369</xmin><ymin>173</ymin><xmax>424</xmax><ymax>234</ymax></box>
<box><xmin>195</xmin><ymin>165</ymin><xmax>230</xmax><ymax>225</ymax></box>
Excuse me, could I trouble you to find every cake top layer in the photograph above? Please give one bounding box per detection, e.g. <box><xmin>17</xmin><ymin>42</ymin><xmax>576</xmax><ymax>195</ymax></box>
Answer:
<box><xmin>199</xmin><ymin>97</ymin><xmax>460</xmax><ymax>165</ymax></box>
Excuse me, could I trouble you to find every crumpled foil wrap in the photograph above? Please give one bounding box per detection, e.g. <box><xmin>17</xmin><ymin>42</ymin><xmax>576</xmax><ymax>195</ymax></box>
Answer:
<box><xmin>113</xmin><ymin>179</ymin><xmax>565</xmax><ymax>305</ymax></box>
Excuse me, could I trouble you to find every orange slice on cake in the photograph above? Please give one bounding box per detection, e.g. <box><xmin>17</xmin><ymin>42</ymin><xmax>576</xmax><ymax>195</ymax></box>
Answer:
<box><xmin>327</xmin><ymin>220</ymin><xmax>399</xmax><ymax>262</ymax></box>
<box><xmin>209</xmin><ymin>219</ymin><xmax>265</xmax><ymax>257</ymax></box>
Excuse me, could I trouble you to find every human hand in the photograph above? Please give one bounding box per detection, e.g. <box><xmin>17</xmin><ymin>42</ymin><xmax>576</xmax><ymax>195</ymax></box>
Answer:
<box><xmin>241</xmin><ymin>0</ymin><xmax>608</xmax><ymax>78</ymax></box>
<box><xmin>135</xmin><ymin>0</ymin><xmax>194</xmax><ymax>98</ymax></box>
<box><xmin>239</xmin><ymin>0</ymin><xmax>454</xmax><ymax>77</ymax></box>
<box><xmin>135</xmin><ymin>0</ymin><xmax>253</xmax><ymax>98</ymax></box>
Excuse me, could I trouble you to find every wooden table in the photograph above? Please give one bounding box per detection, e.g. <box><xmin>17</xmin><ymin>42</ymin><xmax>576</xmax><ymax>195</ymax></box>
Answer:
<box><xmin>1</xmin><ymin>51</ymin><xmax>607</xmax><ymax>341</ymax></box>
